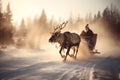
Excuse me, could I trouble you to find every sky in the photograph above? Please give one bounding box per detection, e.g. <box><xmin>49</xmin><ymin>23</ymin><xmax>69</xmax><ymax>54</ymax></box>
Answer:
<box><xmin>2</xmin><ymin>0</ymin><xmax>120</xmax><ymax>24</ymax></box>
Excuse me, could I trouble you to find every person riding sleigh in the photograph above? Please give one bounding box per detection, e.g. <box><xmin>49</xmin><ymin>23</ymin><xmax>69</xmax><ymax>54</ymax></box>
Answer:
<box><xmin>80</xmin><ymin>24</ymin><xmax>95</xmax><ymax>50</ymax></box>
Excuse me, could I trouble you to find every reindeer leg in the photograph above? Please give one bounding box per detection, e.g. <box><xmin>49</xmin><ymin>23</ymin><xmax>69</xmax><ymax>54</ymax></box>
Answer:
<box><xmin>69</xmin><ymin>47</ymin><xmax>75</xmax><ymax>58</ymax></box>
<box><xmin>59</xmin><ymin>46</ymin><xmax>64</xmax><ymax>58</ymax></box>
<box><xmin>63</xmin><ymin>47</ymin><xmax>70</xmax><ymax>62</ymax></box>
<box><xmin>74</xmin><ymin>46</ymin><xmax>79</xmax><ymax>59</ymax></box>
<box><xmin>73</xmin><ymin>47</ymin><xmax>76</xmax><ymax>57</ymax></box>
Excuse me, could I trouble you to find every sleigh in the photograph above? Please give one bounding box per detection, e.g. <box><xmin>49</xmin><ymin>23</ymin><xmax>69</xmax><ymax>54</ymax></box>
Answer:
<box><xmin>80</xmin><ymin>31</ymin><xmax>100</xmax><ymax>54</ymax></box>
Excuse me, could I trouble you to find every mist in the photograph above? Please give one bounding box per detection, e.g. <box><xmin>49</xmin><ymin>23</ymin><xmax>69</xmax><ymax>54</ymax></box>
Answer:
<box><xmin>0</xmin><ymin>1</ymin><xmax>120</xmax><ymax>80</ymax></box>
<box><xmin>0</xmin><ymin>2</ymin><xmax>120</xmax><ymax>61</ymax></box>
<box><xmin>13</xmin><ymin>15</ymin><xmax>120</xmax><ymax>61</ymax></box>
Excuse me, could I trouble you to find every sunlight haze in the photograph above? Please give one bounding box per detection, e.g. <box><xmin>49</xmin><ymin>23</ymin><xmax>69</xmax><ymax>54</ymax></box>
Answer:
<box><xmin>2</xmin><ymin>0</ymin><xmax>120</xmax><ymax>24</ymax></box>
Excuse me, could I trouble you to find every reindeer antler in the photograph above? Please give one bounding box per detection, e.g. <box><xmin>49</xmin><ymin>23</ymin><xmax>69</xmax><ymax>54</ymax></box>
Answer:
<box><xmin>59</xmin><ymin>21</ymin><xmax>68</xmax><ymax>30</ymax></box>
<box><xmin>53</xmin><ymin>25</ymin><xmax>60</xmax><ymax>33</ymax></box>
<box><xmin>52</xmin><ymin>21</ymin><xmax>68</xmax><ymax>33</ymax></box>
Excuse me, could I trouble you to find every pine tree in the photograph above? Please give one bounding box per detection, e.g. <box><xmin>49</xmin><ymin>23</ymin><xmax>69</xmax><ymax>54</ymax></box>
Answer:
<box><xmin>19</xmin><ymin>19</ymin><xmax>26</xmax><ymax>37</ymax></box>
<box><xmin>68</xmin><ymin>13</ymin><xmax>73</xmax><ymax>28</ymax></box>
<box><xmin>3</xmin><ymin>3</ymin><xmax>14</xmax><ymax>45</ymax></box>
<box><xmin>102</xmin><ymin>5</ymin><xmax>120</xmax><ymax>39</ymax></box>
<box><xmin>0</xmin><ymin>3</ymin><xmax>14</xmax><ymax>45</ymax></box>
<box><xmin>4</xmin><ymin>3</ymin><xmax>12</xmax><ymax>26</ymax></box>
<box><xmin>97</xmin><ymin>11</ymin><xmax>101</xmax><ymax>20</ymax></box>
<box><xmin>38</xmin><ymin>9</ymin><xmax>49</xmax><ymax>34</ymax></box>
<box><xmin>0</xmin><ymin>0</ymin><xmax>4</xmax><ymax>27</ymax></box>
<box><xmin>39</xmin><ymin>9</ymin><xmax>47</xmax><ymax>26</ymax></box>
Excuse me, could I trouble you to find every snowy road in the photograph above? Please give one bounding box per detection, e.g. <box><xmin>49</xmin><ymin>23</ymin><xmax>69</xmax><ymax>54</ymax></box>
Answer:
<box><xmin>0</xmin><ymin>49</ymin><xmax>120</xmax><ymax>80</ymax></box>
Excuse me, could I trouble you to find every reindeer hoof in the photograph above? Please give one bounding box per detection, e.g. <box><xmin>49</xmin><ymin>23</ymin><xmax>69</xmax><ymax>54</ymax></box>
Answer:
<box><xmin>69</xmin><ymin>54</ymin><xmax>74</xmax><ymax>57</ymax></box>
<box><xmin>63</xmin><ymin>59</ymin><xmax>66</xmax><ymax>62</ymax></box>
<box><xmin>74</xmin><ymin>57</ymin><xmax>77</xmax><ymax>60</ymax></box>
<box><xmin>61</xmin><ymin>55</ymin><xmax>65</xmax><ymax>58</ymax></box>
<box><xmin>71</xmin><ymin>56</ymin><xmax>76</xmax><ymax>60</ymax></box>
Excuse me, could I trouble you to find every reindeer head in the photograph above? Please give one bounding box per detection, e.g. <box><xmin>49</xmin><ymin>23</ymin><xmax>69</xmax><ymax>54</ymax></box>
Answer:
<box><xmin>49</xmin><ymin>21</ymin><xmax>68</xmax><ymax>43</ymax></box>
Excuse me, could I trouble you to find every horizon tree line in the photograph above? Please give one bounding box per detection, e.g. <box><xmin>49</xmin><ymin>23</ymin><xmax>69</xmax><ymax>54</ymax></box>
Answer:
<box><xmin>0</xmin><ymin>1</ymin><xmax>120</xmax><ymax>48</ymax></box>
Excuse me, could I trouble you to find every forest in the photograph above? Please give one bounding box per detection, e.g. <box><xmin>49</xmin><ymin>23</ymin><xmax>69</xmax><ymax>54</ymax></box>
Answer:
<box><xmin>0</xmin><ymin>1</ymin><xmax>120</xmax><ymax>49</ymax></box>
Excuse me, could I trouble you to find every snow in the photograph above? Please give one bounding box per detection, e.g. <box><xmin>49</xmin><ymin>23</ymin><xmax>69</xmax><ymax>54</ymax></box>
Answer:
<box><xmin>0</xmin><ymin>46</ymin><xmax>120</xmax><ymax>80</ymax></box>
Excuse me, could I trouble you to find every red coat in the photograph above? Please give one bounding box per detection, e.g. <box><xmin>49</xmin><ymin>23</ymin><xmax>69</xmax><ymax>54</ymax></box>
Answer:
<box><xmin>86</xmin><ymin>29</ymin><xmax>94</xmax><ymax>38</ymax></box>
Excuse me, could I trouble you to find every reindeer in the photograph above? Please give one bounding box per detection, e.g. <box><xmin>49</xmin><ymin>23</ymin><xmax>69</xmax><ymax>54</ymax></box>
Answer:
<box><xmin>49</xmin><ymin>21</ymin><xmax>81</xmax><ymax>62</ymax></box>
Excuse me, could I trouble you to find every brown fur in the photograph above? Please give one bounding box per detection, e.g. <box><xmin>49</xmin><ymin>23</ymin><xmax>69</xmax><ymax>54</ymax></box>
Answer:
<box><xmin>49</xmin><ymin>31</ymin><xmax>81</xmax><ymax>62</ymax></box>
